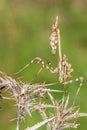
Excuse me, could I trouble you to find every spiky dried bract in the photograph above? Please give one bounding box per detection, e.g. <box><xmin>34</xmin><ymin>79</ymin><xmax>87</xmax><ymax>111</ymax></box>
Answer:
<box><xmin>25</xmin><ymin>116</ymin><xmax>55</xmax><ymax>130</ymax></box>
<box><xmin>0</xmin><ymin>72</ymin><xmax>62</xmax><ymax>130</ymax></box>
<box><xmin>25</xmin><ymin>92</ymin><xmax>87</xmax><ymax>130</ymax></box>
<box><xmin>50</xmin><ymin>95</ymin><xmax>87</xmax><ymax>130</ymax></box>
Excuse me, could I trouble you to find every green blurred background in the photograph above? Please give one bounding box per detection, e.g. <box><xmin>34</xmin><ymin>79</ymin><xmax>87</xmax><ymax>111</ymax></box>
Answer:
<box><xmin>0</xmin><ymin>0</ymin><xmax>87</xmax><ymax>130</ymax></box>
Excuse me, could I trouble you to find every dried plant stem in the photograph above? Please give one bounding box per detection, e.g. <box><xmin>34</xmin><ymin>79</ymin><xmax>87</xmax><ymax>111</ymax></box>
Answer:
<box><xmin>16</xmin><ymin>105</ymin><xmax>21</xmax><ymax>130</ymax></box>
<box><xmin>56</xmin><ymin>17</ymin><xmax>63</xmax><ymax>84</ymax></box>
<box><xmin>56</xmin><ymin>16</ymin><xmax>62</xmax><ymax>62</ymax></box>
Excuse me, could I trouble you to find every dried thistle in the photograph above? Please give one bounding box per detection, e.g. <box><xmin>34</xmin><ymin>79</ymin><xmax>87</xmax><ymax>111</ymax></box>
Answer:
<box><xmin>49</xmin><ymin>93</ymin><xmax>87</xmax><ymax>130</ymax></box>
<box><xmin>0</xmin><ymin>72</ymin><xmax>63</xmax><ymax>130</ymax></box>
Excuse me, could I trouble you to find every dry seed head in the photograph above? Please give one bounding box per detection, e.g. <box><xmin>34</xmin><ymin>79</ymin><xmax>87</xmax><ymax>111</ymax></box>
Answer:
<box><xmin>59</xmin><ymin>54</ymin><xmax>74</xmax><ymax>83</ymax></box>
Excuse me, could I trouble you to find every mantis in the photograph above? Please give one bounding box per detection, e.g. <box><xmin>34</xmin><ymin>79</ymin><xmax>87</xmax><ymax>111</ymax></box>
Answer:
<box><xmin>14</xmin><ymin>16</ymin><xmax>84</xmax><ymax>87</ymax></box>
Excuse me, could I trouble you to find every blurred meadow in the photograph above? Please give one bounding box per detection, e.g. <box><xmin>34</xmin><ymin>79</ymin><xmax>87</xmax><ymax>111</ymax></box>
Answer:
<box><xmin>0</xmin><ymin>0</ymin><xmax>87</xmax><ymax>130</ymax></box>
